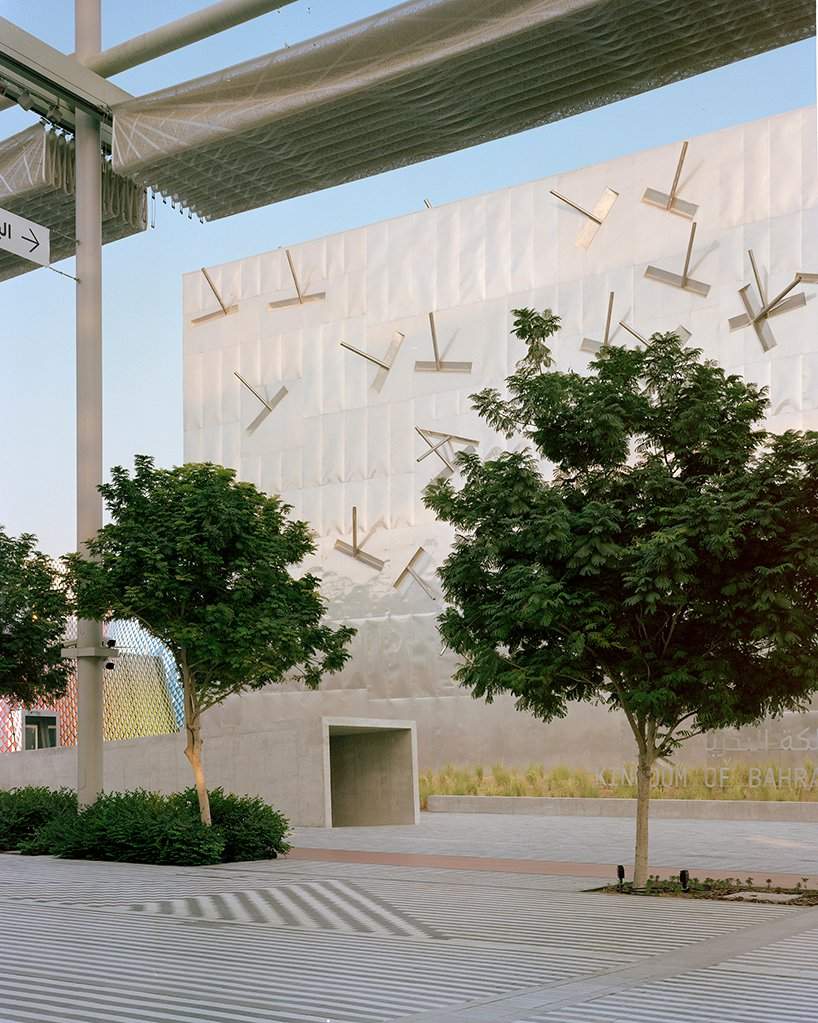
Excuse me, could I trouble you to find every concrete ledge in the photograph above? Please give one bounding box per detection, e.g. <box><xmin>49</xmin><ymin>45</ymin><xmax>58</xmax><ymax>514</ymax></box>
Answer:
<box><xmin>425</xmin><ymin>795</ymin><xmax>818</xmax><ymax>822</ymax></box>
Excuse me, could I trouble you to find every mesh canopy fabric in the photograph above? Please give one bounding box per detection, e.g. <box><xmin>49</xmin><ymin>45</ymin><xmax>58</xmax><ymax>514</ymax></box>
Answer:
<box><xmin>112</xmin><ymin>0</ymin><xmax>815</xmax><ymax>221</ymax></box>
<box><xmin>0</xmin><ymin>619</ymin><xmax>182</xmax><ymax>754</ymax></box>
<box><xmin>0</xmin><ymin>125</ymin><xmax>147</xmax><ymax>282</ymax></box>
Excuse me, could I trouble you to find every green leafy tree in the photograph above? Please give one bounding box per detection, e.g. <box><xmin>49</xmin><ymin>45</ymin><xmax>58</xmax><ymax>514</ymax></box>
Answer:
<box><xmin>67</xmin><ymin>457</ymin><xmax>355</xmax><ymax>825</ymax></box>
<box><xmin>0</xmin><ymin>529</ymin><xmax>70</xmax><ymax>706</ymax></box>
<box><xmin>425</xmin><ymin>310</ymin><xmax>818</xmax><ymax>886</ymax></box>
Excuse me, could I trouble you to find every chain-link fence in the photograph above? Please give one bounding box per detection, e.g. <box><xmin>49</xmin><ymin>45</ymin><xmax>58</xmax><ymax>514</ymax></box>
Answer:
<box><xmin>0</xmin><ymin>620</ymin><xmax>183</xmax><ymax>754</ymax></box>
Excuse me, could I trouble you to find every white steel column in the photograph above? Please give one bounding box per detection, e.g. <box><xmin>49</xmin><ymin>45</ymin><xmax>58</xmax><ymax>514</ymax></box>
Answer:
<box><xmin>75</xmin><ymin>0</ymin><xmax>104</xmax><ymax>806</ymax></box>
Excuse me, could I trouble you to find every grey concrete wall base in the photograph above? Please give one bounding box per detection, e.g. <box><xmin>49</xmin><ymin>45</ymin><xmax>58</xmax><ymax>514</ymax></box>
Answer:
<box><xmin>426</xmin><ymin>794</ymin><xmax>818</xmax><ymax>822</ymax></box>
<box><xmin>0</xmin><ymin>690</ymin><xmax>420</xmax><ymax>828</ymax></box>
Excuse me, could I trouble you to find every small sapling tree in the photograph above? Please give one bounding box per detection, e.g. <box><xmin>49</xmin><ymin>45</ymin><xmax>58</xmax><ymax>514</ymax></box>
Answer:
<box><xmin>0</xmin><ymin>528</ymin><xmax>71</xmax><ymax>706</ymax></box>
<box><xmin>425</xmin><ymin>310</ymin><xmax>818</xmax><ymax>887</ymax></box>
<box><xmin>67</xmin><ymin>457</ymin><xmax>355</xmax><ymax>825</ymax></box>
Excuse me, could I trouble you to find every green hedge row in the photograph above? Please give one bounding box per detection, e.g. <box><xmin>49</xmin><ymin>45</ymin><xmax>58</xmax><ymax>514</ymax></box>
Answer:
<box><xmin>0</xmin><ymin>786</ymin><xmax>290</xmax><ymax>865</ymax></box>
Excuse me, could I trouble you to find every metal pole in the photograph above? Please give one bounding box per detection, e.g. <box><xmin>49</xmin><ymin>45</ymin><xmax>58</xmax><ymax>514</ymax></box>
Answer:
<box><xmin>75</xmin><ymin>0</ymin><xmax>104</xmax><ymax>807</ymax></box>
<box><xmin>0</xmin><ymin>0</ymin><xmax>295</xmax><ymax>113</ymax></box>
<box><xmin>602</xmin><ymin>291</ymin><xmax>614</xmax><ymax>346</ymax></box>
<box><xmin>88</xmin><ymin>0</ymin><xmax>296</xmax><ymax>78</ymax></box>
<box><xmin>428</xmin><ymin>312</ymin><xmax>441</xmax><ymax>370</ymax></box>
<box><xmin>666</xmin><ymin>141</ymin><xmax>688</xmax><ymax>209</ymax></box>
<box><xmin>756</xmin><ymin>277</ymin><xmax>801</xmax><ymax>321</ymax></box>
<box><xmin>681</xmin><ymin>222</ymin><xmax>696</xmax><ymax>287</ymax></box>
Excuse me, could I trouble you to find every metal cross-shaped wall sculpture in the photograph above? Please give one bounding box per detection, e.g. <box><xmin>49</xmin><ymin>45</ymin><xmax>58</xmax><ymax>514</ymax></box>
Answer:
<box><xmin>618</xmin><ymin>321</ymin><xmax>691</xmax><ymax>347</ymax></box>
<box><xmin>268</xmin><ymin>249</ymin><xmax>326</xmax><ymax>310</ymax></box>
<box><xmin>393</xmin><ymin>546</ymin><xmax>436</xmax><ymax>600</ymax></box>
<box><xmin>340</xmin><ymin>330</ymin><xmax>405</xmax><ymax>391</ymax></box>
<box><xmin>414</xmin><ymin>311</ymin><xmax>472</xmax><ymax>373</ymax></box>
<box><xmin>581</xmin><ymin>291</ymin><xmax>616</xmax><ymax>354</ymax></box>
<box><xmin>233</xmin><ymin>371</ymin><xmax>288</xmax><ymax>434</ymax></box>
<box><xmin>334</xmin><ymin>506</ymin><xmax>385</xmax><ymax>571</ymax></box>
<box><xmin>644</xmin><ymin>222</ymin><xmax>710</xmax><ymax>296</ymax></box>
<box><xmin>642</xmin><ymin>141</ymin><xmax>698</xmax><ymax>219</ymax></box>
<box><xmin>190</xmin><ymin>267</ymin><xmax>238</xmax><ymax>325</ymax></box>
<box><xmin>415</xmin><ymin>426</ymin><xmax>478</xmax><ymax>476</ymax></box>
<box><xmin>672</xmin><ymin>325</ymin><xmax>692</xmax><ymax>343</ymax></box>
<box><xmin>728</xmin><ymin>250</ymin><xmax>818</xmax><ymax>351</ymax></box>
<box><xmin>550</xmin><ymin>186</ymin><xmax>619</xmax><ymax>248</ymax></box>
<box><xmin>619</xmin><ymin>319</ymin><xmax>648</xmax><ymax>345</ymax></box>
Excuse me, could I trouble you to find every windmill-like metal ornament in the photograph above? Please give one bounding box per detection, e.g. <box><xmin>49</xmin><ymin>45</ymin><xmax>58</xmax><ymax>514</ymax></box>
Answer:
<box><xmin>644</xmin><ymin>222</ymin><xmax>710</xmax><ymax>297</ymax></box>
<box><xmin>619</xmin><ymin>320</ymin><xmax>648</xmax><ymax>345</ymax></box>
<box><xmin>618</xmin><ymin>321</ymin><xmax>691</xmax><ymax>347</ymax></box>
<box><xmin>414</xmin><ymin>312</ymin><xmax>472</xmax><ymax>373</ymax></box>
<box><xmin>334</xmin><ymin>506</ymin><xmax>385</xmax><ymax>571</ymax></box>
<box><xmin>233</xmin><ymin>372</ymin><xmax>288</xmax><ymax>434</ymax></box>
<box><xmin>394</xmin><ymin>547</ymin><xmax>436</xmax><ymax>600</ymax></box>
<box><xmin>340</xmin><ymin>330</ymin><xmax>405</xmax><ymax>391</ymax></box>
<box><xmin>728</xmin><ymin>250</ymin><xmax>818</xmax><ymax>352</ymax></box>
<box><xmin>415</xmin><ymin>427</ymin><xmax>478</xmax><ymax>477</ymax></box>
<box><xmin>642</xmin><ymin>141</ymin><xmax>698</xmax><ymax>219</ymax></box>
<box><xmin>268</xmin><ymin>249</ymin><xmax>326</xmax><ymax>310</ymax></box>
<box><xmin>550</xmin><ymin>186</ymin><xmax>619</xmax><ymax>248</ymax></box>
<box><xmin>190</xmin><ymin>267</ymin><xmax>238</xmax><ymax>325</ymax></box>
<box><xmin>581</xmin><ymin>292</ymin><xmax>616</xmax><ymax>354</ymax></box>
<box><xmin>673</xmin><ymin>325</ymin><xmax>692</xmax><ymax>343</ymax></box>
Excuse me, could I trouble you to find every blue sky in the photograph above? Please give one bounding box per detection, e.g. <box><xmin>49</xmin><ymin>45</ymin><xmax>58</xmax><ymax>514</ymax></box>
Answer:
<box><xmin>0</xmin><ymin>2</ymin><xmax>815</xmax><ymax>555</ymax></box>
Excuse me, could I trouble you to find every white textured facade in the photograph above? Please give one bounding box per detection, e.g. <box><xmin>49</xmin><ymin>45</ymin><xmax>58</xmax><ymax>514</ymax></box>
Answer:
<box><xmin>183</xmin><ymin>107</ymin><xmax>818</xmax><ymax>769</ymax></box>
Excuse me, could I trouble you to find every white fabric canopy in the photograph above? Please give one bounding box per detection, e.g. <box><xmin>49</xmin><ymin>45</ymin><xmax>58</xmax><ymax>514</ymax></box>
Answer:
<box><xmin>0</xmin><ymin>125</ymin><xmax>146</xmax><ymax>281</ymax></box>
<box><xmin>112</xmin><ymin>0</ymin><xmax>815</xmax><ymax>220</ymax></box>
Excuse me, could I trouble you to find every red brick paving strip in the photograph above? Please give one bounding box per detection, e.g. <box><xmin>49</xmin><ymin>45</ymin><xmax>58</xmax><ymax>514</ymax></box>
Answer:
<box><xmin>287</xmin><ymin>846</ymin><xmax>811</xmax><ymax>888</ymax></box>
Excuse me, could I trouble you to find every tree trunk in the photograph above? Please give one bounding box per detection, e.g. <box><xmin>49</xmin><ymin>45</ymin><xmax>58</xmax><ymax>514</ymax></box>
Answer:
<box><xmin>184</xmin><ymin>715</ymin><xmax>211</xmax><ymax>826</ymax></box>
<box><xmin>182</xmin><ymin>665</ymin><xmax>211</xmax><ymax>826</ymax></box>
<box><xmin>633</xmin><ymin>746</ymin><xmax>653</xmax><ymax>888</ymax></box>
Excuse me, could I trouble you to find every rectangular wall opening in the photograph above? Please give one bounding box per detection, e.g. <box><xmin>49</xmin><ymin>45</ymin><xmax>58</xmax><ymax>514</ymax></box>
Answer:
<box><xmin>328</xmin><ymin>724</ymin><xmax>417</xmax><ymax>827</ymax></box>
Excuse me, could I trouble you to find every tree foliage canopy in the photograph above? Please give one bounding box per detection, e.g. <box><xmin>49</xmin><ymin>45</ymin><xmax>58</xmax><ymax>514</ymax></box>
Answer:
<box><xmin>425</xmin><ymin>311</ymin><xmax>818</xmax><ymax>761</ymax></box>
<box><xmin>0</xmin><ymin>529</ymin><xmax>70</xmax><ymax>705</ymax></box>
<box><xmin>67</xmin><ymin>456</ymin><xmax>355</xmax><ymax>824</ymax></box>
<box><xmin>67</xmin><ymin>457</ymin><xmax>354</xmax><ymax>713</ymax></box>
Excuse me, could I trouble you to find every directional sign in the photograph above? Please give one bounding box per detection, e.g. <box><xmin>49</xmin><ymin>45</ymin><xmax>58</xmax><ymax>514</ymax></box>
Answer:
<box><xmin>0</xmin><ymin>206</ymin><xmax>49</xmax><ymax>267</ymax></box>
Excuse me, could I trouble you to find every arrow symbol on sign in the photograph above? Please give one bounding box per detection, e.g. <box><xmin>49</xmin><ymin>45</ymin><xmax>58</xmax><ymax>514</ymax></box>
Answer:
<box><xmin>0</xmin><ymin>205</ymin><xmax>50</xmax><ymax>267</ymax></box>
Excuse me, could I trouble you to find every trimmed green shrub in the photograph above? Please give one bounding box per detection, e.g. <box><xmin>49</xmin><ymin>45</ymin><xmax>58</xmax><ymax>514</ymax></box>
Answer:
<box><xmin>9</xmin><ymin>787</ymin><xmax>289</xmax><ymax>865</ymax></box>
<box><xmin>174</xmin><ymin>788</ymin><xmax>291</xmax><ymax>862</ymax></box>
<box><xmin>20</xmin><ymin>790</ymin><xmax>224</xmax><ymax>865</ymax></box>
<box><xmin>16</xmin><ymin>809</ymin><xmax>80</xmax><ymax>856</ymax></box>
<box><xmin>0</xmin><ymin>786</ymin><xmax>76</xmax><ymax>851</ymax></box>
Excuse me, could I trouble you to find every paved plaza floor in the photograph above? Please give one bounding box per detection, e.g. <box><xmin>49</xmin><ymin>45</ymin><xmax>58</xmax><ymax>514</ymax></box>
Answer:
<box><xmin>2</xmin><ymin>812</ymin><xmax>818</xmax><ymax>1021</ymax></box>
<box><xmin>295</xmin><ymin>811</ymin><xmax>818</xmax><ymax>876</ymax></box>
